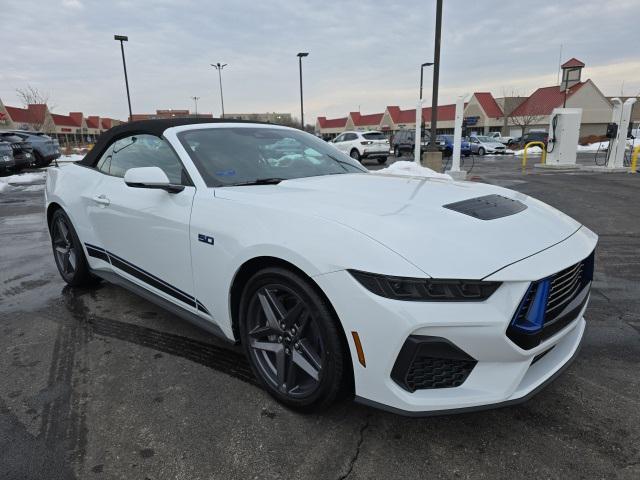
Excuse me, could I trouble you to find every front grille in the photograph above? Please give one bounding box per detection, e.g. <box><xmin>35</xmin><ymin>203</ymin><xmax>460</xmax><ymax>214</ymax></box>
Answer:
<box><xmin>391</xmin><ymin>336</ymin><xmax>477</xmax><ymax>392</ymax></box>
<box><xmin>546</xmin><ymin>261</ymin><xmax>584</xmax><ymax>322</ymax></box>
<box><xmin>405</xmin><ymin>356</ymin><xmax>476</xmax><ymax>391</ymax></box>
<box><xmin>507</xmin><ymin>250</ymin><xmax>595</xmax><ymax>349</ymax></box>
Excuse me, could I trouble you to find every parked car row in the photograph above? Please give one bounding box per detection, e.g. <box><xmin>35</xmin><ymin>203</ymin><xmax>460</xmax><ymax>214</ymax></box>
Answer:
<box><xmin>0</xmin><ymin>130</ymin><xmax>60</xmax><ymax>176</ymax></box>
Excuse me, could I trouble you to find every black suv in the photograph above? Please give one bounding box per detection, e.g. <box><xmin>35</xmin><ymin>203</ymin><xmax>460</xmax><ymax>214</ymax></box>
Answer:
<box><xmin>518</xmin><ymin>131</ymin><xmax>548</xmax><ymax>147</ymax></box>
<box><xmin>391</xmin><ymin>130</ymin><xmax>433</xmax><ymax>157</ymax></box>
<box><xmin>4</xmin><ymin>130</ymin><xmax>60</xmax><ymax>167</ymax></box>
<box><xmin>0</xmin><ymin>133</ymin><xmax>35</xmax><ymax>172</ymax></box>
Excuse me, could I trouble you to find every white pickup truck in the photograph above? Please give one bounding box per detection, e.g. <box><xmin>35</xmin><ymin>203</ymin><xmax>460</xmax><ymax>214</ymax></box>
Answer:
<box><xmin>486</xmin><ymin>132</ymin><xmax>514</xmax><ymax>145</ymax></box>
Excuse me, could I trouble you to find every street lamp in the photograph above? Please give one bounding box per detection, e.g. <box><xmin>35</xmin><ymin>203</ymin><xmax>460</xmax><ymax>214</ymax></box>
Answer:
<box><xmin>428</xmin><ymin>0</ymin><xmax>443</xmax><ymax>152</ymax></box>
<box><xmin>419</xmin><ymin>62</ymin><xmax>434</xmax><ymax>100</ymax></box>
<box><xmin>114</xmin><ymin>34</ymin><xmax>133</xmax><ymax>121</ymax></box>
<box><xmin>191</xmin><ymin>96</ymin><xmax>200</xmax><ymax>117</ymax></box>
<box><xmin>297</xmin><ymin>52</ymin><xmax>309</xmax><ymax>130</ymax></box>
<box><xmin>211</xmin><ymin>63</ymin><xmax>227</xmax><ymax>118</ymax></box>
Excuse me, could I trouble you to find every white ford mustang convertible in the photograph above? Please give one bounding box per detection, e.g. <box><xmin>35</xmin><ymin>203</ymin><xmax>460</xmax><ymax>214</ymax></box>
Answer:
<box><xmin>45</xmin><ymin>119</ymin><xmax>597</xmax><ymax>415</ymax></box>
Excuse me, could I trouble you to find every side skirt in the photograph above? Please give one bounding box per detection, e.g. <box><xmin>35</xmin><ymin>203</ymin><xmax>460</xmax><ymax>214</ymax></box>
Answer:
<box><xmin>91</xmin><ymin>269</ymin><xmax>235</xmax><ymax>344</ymax></box>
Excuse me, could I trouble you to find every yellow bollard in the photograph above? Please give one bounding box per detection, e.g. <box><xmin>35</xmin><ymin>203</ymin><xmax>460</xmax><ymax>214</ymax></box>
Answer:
<box><xmin>521</xmin><ymin>141</ymin><xmax>547</xmax><ymax>172</ymax></box>
<box><xmin>631</xmin><ymin>145</ymin><xmax>640</xmax><ymax>174</ymax></box>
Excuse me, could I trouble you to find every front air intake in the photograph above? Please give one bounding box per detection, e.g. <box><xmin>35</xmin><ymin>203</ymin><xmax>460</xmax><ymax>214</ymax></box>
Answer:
<box><xmin>391</xmin><ymin>336</ymin><xmax>477</xmax><ymax>392</ymax></box>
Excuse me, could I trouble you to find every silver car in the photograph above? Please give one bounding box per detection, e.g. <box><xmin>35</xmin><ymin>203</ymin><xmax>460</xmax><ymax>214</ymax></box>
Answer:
<box><xmin>467</xmin><ymin>135</ymin><xmax>506</xmax><ymax>155</ymax></box>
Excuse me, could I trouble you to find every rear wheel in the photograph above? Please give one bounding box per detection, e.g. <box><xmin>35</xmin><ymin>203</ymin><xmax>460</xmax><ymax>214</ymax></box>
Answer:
<box><xmin>377</xmin><ymin>157</ymin><xmax>387</xmax><ymax>165</ymax></box>
<box><xmin>239</xmin><ymin>267</ymin><xmax>346</xmax><ymax>412</ymax></box>
<box><xmin>50</xmin><ymin>209</ymin><xmax>98</xmax><ymax>287</ymax></box>
<box><xmin>478</xmin><ymin>147</ymin><xmax>486</xmax><ymax>156</ymax></box>
<box><xmin>350</xmin><ymin>149</ymin><xmax>361</xmax><ymax>162</ymax></box>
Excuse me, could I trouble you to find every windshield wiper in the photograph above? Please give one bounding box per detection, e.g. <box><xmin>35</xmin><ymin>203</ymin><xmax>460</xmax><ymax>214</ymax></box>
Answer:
<box><xmin>226</xmin><ymin>177</ymin><xmax>286</xmax><ymax>186</ymax></box>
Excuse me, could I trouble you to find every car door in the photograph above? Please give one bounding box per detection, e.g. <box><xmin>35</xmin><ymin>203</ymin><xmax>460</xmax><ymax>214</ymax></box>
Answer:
<box><xmin>89</xmin><ymin>134</ymin><xmax>198</xmax><ymax>312</ymax></box>
<box><xmin>331</xmin><ymin>134</ymin><xmax>345</xmax><ymax>152</ymax></box>
<box><xmin>343</xmin><ymin>133</ymin><xmax>358</xmax><ymax>153</ymax></box>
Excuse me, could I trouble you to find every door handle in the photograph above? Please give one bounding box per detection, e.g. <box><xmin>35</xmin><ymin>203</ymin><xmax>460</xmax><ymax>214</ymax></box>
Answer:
<box><xmin>92</xmin><ymin>194</ymin><xmax>110</xmax><ymax>206</ymax></box>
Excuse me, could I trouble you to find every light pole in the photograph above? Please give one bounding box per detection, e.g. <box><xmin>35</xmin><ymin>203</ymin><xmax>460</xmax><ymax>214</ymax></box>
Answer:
<box><xmin>211</xmin><ymin>63</ymin><xmax>227</xmax><ymax>118</ymax></box>
<box><xmin>191</xmin><ymin>96</ymin><xmax>200</xmax><ymax>117</ymax></box>
<box><xmin>114</xmin><ymin>34</ymin><xmax>132</xmax><ymax>121</ymax></box>
<box><xmin>419</xmin><ymin>62</ymin><xmax>434</xmax><ymax>100</ymax></box>
<box><xmin>297</xmin><ymin>52</ymin><xmax>309</xmax><ymax>130</ymax></box>
<box><xmin>428</xmin><ymin>0</ymin><xmax>443</xmax><ymax>152</ymax></box>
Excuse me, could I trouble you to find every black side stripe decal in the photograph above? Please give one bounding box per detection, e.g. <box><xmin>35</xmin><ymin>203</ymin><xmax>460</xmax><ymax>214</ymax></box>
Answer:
<box><xmin>85</xmin><ymin>243</ymin><xmax>210</xmax><ymax>316</ymax></box>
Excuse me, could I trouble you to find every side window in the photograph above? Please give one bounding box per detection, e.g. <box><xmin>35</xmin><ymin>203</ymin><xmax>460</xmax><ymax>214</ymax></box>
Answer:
<box><xmin>345</xmin><ymin>133</ymin><xmax>357</xmax><ymax>141</ymax></box>
<box><xmin>100</xmin><ymin>134</ymin><xmax>189</xmax><ymax>185</ymax></box>
<box><xmin>334</xmin><ymin>134</ymin><xmax>344</xmax><ymax>143</ymax></box>
<box><xmin>96</xmin><ymin>144</ymin><xmax>115</xmax><ymax>173</ymax></box>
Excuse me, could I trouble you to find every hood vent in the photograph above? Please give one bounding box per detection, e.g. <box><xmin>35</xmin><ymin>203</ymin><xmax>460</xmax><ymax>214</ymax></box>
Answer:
<box><xmin>443</xmin><ymin>194</ymin><xmax>527</xmax><ymax>220</ymax></box>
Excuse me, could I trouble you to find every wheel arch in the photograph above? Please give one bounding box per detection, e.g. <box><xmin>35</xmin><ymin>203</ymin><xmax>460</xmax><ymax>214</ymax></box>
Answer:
<box><xmin>46</xmin><ymin>201</ymin><xmax>64</xmax><ymax>228</ymax></box>
<box><xmin>229</xmin><ymin>255</ymin><xmax>355</xmax><ymax>392</ymax></box>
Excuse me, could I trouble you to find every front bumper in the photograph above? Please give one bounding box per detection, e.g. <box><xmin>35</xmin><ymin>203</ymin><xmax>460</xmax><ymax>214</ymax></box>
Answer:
<box><xmin>313</xmin><ymin>227</ymin><xmax>596</xmax><ymax>415</ymax></box>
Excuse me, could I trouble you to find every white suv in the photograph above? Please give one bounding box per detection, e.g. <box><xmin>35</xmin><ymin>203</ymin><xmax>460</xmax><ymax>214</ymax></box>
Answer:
<box><xmin>331</xmin><ymin>131</ymin><xmax>389</xmax><ymax>164</ymax></box>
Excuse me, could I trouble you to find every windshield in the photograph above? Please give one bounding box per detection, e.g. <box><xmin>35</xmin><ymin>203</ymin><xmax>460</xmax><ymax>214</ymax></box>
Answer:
<box><xmin>178</xmin><ymin>127</ymin><xmax>368</xmax><ymax>187</ymax></box>
<box><xmin>362</xmin><ymin>132</ymin><xmax>386</xmax><ymax>140</ymax></box>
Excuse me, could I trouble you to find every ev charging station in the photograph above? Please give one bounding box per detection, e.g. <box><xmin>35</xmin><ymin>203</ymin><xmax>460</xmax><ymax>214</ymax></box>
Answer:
<box><xmin>607</xmin><ymin>97</ymin><xmax>636</xmax><ymax>170</ymax></box>
<box><xmin>445</xmin><ymin>94</ymin><xmax>467</xmax><ymax>180</ymax></box>
<box><xmin>582</xmin><ymin>97</ymin><xmax>636</xmax><ymax>172</ymax></box>
<box><xmin>535</xmin><ymin>108</ymin><xmax>582</xmax><ymax>169</ymax></box>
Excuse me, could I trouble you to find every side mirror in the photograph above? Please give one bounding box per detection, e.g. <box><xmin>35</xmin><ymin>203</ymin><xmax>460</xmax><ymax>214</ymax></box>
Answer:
<box><xmin>124</xmin><ymin>167</ymin><xmax>184</xmax><ymax>193</ymax></box>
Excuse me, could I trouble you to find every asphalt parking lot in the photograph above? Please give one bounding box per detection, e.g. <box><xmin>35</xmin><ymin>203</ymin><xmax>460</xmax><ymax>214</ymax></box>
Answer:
<box><xmin>1</xmin><ymin>154</ymin><xmax>639</xmax><ymax>479</ymax></box>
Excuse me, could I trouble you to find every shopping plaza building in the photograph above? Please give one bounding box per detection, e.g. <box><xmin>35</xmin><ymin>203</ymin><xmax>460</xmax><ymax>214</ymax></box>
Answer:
<box><xmin>316</xmin><ymin>59</ymin><xmax>632</xmax><ymax>140</ymax></box>
<box><xmin>0</xmin><ymin>99</ymin><xmax>124</xmax><ymax>144</ymax></box>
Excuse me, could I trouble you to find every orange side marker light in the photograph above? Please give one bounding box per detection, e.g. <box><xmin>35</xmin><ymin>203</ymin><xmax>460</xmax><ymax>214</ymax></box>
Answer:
<box><xmin>351</xmin><ymin>331</ymin><xmax>366</xmax><ymax>367</ymax></box>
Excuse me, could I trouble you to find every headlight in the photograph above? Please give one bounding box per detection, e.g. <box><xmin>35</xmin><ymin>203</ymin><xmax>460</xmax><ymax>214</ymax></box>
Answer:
<box><xmin>2</xmin><ymin>155</ymin><xmax>9</xmax><ymax>162</ymax></box>
<box><xmin>348</xmin><ymin>270</ymin><xmax>500</xmax><ymax>301</ymax></box>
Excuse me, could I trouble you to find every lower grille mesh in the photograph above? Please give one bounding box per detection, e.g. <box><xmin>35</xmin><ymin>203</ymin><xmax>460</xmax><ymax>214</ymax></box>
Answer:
<box><xmin>405</xmin><ymin>356</ymin><xmax>476</xmax><ymax>391</ymax></box>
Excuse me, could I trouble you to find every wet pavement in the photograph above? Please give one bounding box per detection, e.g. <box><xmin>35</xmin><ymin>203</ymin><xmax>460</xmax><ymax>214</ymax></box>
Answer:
<box><xmin>1</xmin><ymin>157</ymin><xmax>639</xmax><ymax>479</ymax></box>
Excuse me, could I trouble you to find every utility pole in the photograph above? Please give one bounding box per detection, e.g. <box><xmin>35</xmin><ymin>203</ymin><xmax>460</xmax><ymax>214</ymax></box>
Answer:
<box><xmin>114</xmin><ymin>35</ymin><xmax>132</xmax><ymax>121</ymax></box>
<box><xmin>211</xmin><ymin>63</ymin><xmax>227</xmax><ymax>118</ymax></box>
<box><xmin>297</xmin><ymin>52</ymin><xmax>309</xmax><ymax>130</ymax></box>
<box><xmin>428</xmin><ymin>0</ymin><xmax>443</xmax><ymax>151</ymax></box>
<box><xmin>191</xmin><ymin>96</ymin><xmax>200</xmax><ymax>117</ymax></box>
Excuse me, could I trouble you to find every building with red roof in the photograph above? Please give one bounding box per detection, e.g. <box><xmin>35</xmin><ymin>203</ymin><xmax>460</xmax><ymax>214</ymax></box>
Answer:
<box><xmin>316</xmin><ymin>59</ymin><xmax>617</xmax><ymax>140</ymax></box>
<box><xmin>0</xmin><ymin>97</ymin><xmax>124</xmax><ymax>144</ymax></box>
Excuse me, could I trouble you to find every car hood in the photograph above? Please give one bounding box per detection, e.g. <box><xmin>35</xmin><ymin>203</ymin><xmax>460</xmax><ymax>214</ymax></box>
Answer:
<box><xmin>215</xmin><ymin>173</ymin><xmax>581</xmax><ymax>279</ymax></box>
<box><xmin>484</xmin><ymin>142</ymin><xmax>504</xmax><ymax>148</ymax></box>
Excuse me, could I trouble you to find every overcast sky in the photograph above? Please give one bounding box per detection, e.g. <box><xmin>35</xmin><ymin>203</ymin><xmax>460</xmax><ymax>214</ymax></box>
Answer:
<box><xmin>1</xmin><ymin>0</ymin><xmax>639</xmax><ymax>123</ymax></box>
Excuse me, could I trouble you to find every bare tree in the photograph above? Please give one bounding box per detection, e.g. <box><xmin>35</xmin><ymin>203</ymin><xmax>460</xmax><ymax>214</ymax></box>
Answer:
<box><xmin>15</xmin><ymin>84</ymin><xmax>54</xmax><ymax>131</ymax></box>
<box><xmin>509</xmin><ymin>112</ymin><xmax>544</xmax><ymax>138</ymax></box>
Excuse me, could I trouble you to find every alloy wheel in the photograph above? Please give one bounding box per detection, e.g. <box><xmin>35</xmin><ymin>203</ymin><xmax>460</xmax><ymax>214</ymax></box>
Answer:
<box><xmin>246</xmin><ymin>284</ymin><xmax>324</xmax><ymax>398</ymax></box>
<box><xmin>52</xmin><ymin>216</ymin><xmax>77</xmax><ymax>277</ymax></box>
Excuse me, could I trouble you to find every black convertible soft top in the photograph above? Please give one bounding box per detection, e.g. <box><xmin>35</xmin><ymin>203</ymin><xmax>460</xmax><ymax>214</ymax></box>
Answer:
<box><xmin>78</xmin><ymin>118</ymin><xmax>267</xmax><ymax>167</ymax></box>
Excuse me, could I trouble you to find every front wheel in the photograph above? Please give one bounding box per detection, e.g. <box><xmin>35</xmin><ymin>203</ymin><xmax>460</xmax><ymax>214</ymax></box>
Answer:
<box><xmin>377</xmin><ymin>157</ymin><xmax>387</xmax><ymax>165</ymax></box>
<box><xmin>478</xmin><ymin>147</ymin><xmax>486</xmax><ymax>156</ymax></box>
<box><xmin>50</xmin><ymin>209</ymin><xmax>99</xmax><ymax>287</ymax></box>
<box><xmin>239</xmin><ymin>267</ymin><xmax>347</xmax><ymax>412</ymax></box>
<box><xmin>350</xmin><ymin>149</ymin><xmax>361</xmax><ymax>162</ymax></box>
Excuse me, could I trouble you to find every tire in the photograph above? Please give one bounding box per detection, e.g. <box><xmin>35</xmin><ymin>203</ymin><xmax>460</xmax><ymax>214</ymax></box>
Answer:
<box><xmin>49</xmin><ymin>209</ymin><xmax>99</xmax><ymax>287</ymax></box>
<box><xmin>239</xmin><ymin>267</ymin><xmax>347</xmax><ymax>412</ymax></box>
<box><xmin>394</xmin><ymin>146</ymin><xmax>400</xmax><ymax>157</ymax></box>
<box><xmin>33</xmin><ymin>151</ymin><xmax>45</xmax><ymax>168</ymax></box>
<box><xmin>350</xmin><ymin>149</ymin><xmax>361</xmax><ymax>162</ymax></box>
<box><xmin>478</xmin><ymin>147</ymin><xmax>486</xmax><ymax>156</ymax></box>
<box><xmin>377</xmin><ymin>157</ymin><xmax>387</xmax><ymax>165</ymax></box>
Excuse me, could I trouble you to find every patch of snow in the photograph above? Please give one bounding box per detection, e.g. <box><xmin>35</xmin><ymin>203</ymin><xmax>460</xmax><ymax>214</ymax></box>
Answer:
<box><xmin>0</xmin><ymin>171</ymin><xmax>47</xmax><ymax>192</ymax></box>
<box><xmin>504</xmin><ymin>149</ymin><xmax>516</xmax><ymax>154</ymax></box>
<box><xmin>577</xmin><ymin>141</ymin><xmax>609</xmax><ymax>152</ymax></box>
<box><xmin>513</xmin><ymin>146</ymin><xmax>543</xmax><ymax>156</ymax></box>
<box><xmin>373</xmin><ymin>160</ymin><xmax>452</xmax><ymax>180</ymax></box>
<box><xmin>58</xmin><ymin>154</ymin><xmax>84</xmax><ymax>163</ymax></box>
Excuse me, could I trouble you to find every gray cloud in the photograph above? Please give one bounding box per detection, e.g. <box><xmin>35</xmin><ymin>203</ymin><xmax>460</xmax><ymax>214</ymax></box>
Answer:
<box><xmin>1</xmin><ymin>0</ymin><xmax>638</xmax><ymax>122</ymax></box>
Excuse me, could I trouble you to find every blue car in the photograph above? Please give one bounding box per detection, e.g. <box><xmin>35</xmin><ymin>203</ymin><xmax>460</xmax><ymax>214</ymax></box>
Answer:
<box><xmin>437</xmin><ymin>135</ymin><xmax>471</xmax><ymax>157</ymax></box>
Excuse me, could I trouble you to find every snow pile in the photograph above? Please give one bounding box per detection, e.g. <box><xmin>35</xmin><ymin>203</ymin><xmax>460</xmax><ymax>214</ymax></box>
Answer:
<box><xmin>577</xmin><ymin>141</ymin><xmax>609</xmax><ymax>152</ymax></box>
<box><xmin>374</xmin><ymin>160</ymin><xmax>452</xmax><ymax>180</ymax></box>
<box><xmin>504</xmin><ymin>149</ymin><xmax>516</xmax><ymax>155</ymax></box>
<box><xmin>58</xmin><ymin>154</ymin><xmax>84</xmax><ymax>163</ymax></box>
<box><xmin>513</xmin><ymin>146</ymin><xmax>544</xmax><ymax>156</ymax></box>
<box><xmin>0</xmin><ymin>171</ymin><xmax>46</xmax><ymax>193</ymax></box>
